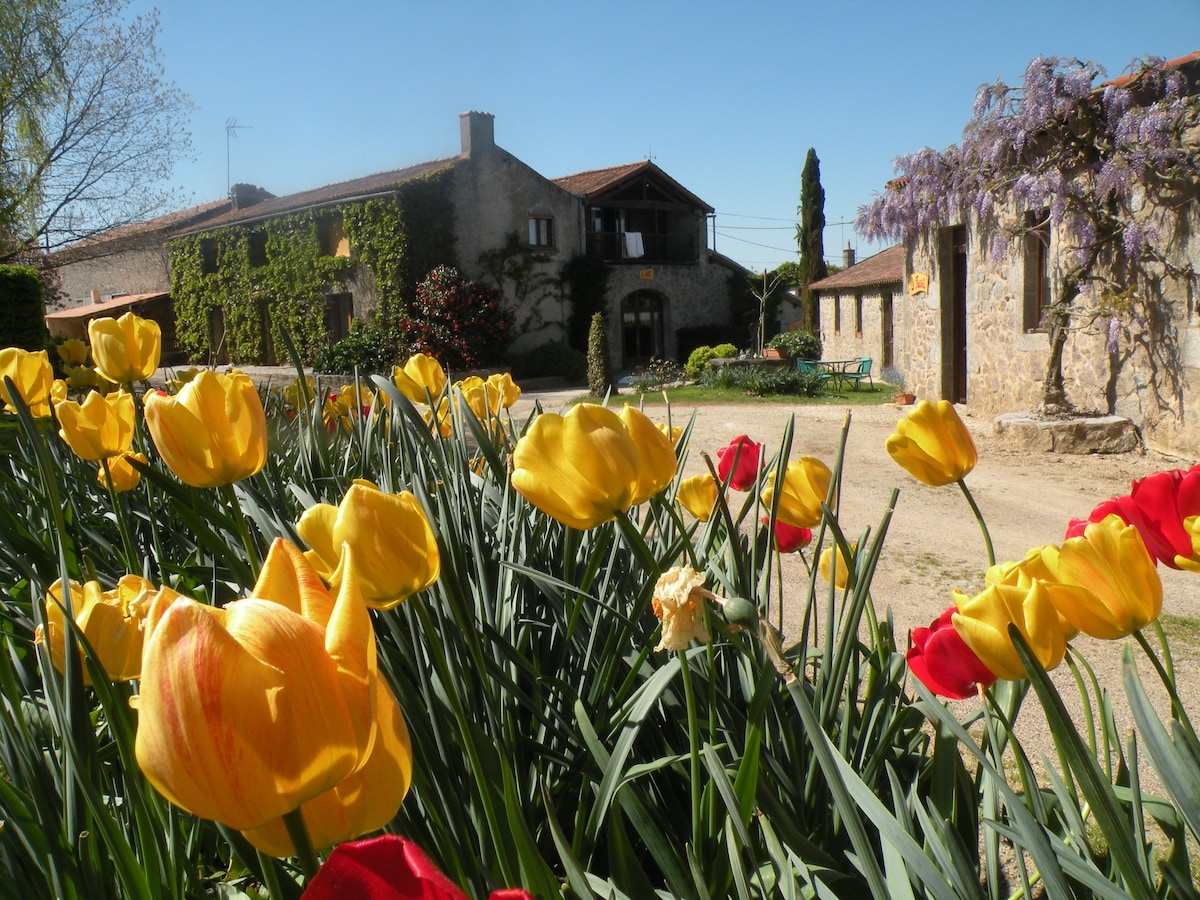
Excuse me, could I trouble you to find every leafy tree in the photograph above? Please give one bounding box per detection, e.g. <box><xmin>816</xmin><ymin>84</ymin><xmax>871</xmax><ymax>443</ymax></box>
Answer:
<box><xmin>796</xmin><ymin>148</ymin><xmax>828</xmax><ymax>331</ymax></box>
<box><xmin>586</xmin><ymin>311</ymin><xmax>613</xmax><ymax>396</ymax></box>
<box><xmin>397</xmin><ymin>265</ymin><xmax>514</xmax><ymax>370</ymax></box>
<box><xmin>856</xmin><ymin>54</ymin><xmax>1200</xmax><ymax>414</ymax></box>
<box><xmin>0</xmin><ymin>0</ymin><xmax>193</xmax><ymax>260</ymax></box>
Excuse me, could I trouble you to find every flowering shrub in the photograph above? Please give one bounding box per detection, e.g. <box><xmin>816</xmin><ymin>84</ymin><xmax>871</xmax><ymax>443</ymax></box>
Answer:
<box><xmin>397</xmin><ymin>265</ymin><xmax>514</xmax><ymax>370</ymax></box>
<box><xmin>0</xmin><ymin>314</ymin><xmax>1198</xmax><ymax>896</ymax></box>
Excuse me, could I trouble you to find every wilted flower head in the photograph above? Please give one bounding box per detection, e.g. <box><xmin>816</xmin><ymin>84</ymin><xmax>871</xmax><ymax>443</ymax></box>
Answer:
<box><xmin>651</xmin><ymin>566</ymin><xmax>711</xmax><ymax>652</ymax></box>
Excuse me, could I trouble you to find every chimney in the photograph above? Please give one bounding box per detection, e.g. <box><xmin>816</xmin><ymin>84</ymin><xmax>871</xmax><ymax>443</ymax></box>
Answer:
<box><xmin>843</xmin><ymin>243</ymin><xmax>856</xmax><ymax>269</ymax></box>
<box><xmin>229</xmin><ymin>183</ymin><xmax>274</xmax><ymax>210</ymax></box>
<box><xmin>460</xmin><ymin>111</ymin><xmax>495</xmax><ymax>157</ymax></box>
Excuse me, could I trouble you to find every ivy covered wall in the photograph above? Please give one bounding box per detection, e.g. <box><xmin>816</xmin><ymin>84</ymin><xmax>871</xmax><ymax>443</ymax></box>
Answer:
<box><xmin>168</xmin><ymin>169</ymin><xmax>457</xmax><ymax>364</ymax></box>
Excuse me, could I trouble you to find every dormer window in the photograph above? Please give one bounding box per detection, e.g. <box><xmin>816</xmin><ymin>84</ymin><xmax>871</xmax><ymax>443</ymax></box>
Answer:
<box><xmin>528</xmin><ymin>216</ymin><xmax>554</xmax><ymax>249</ymax></box>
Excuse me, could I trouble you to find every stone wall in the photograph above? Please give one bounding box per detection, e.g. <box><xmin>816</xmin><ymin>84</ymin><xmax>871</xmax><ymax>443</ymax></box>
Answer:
<box><xmin>51</xmin><ymin>246</ymin><xmax>173</xmax><ymax>310</ymax></box>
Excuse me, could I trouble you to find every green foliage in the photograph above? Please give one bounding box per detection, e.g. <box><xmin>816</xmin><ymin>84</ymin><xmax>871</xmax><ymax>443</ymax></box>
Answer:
<box><xmin>585</xmin><ymin>311</ymin><xmax>613</xmax><ymax>396</ymax></box>
<box><xmin>506</xmin><ymin>341</ymin><xmax>587</xmax><ymax>383</ymax></box>
<box><xmin>700</xmin><ymin>361</ymin><xmax>826</xmax><ymax>396</ymax></box>
<box><xmin>0</xmin><ymin>264</ymin><xmax>47</xmax><ymax>350</ymax></box>
<box><xmin>398</xmin><ymin>265</ymin><xmax>513</xmax><ymax>370</ymax></box>
<box><xmin>676</xmin><ymin>324</ymin><xmax>737</xmax><ymax>364</ymax></box>
<box><xmin>314</xmin><ymin>324</ymin><xmax>400</xmax><ymax>375</ymax></box>
<box><xmin>797</xmin><ymin>148</ymin><xmax>828</xmax><ymax>331</ymax></box>
<box><xmin>168</xmin><ymin>169</ymin><xmax>456</xmax><ymax>365</ymax></box>
<box><xmin>627</xmin><ymin>356</ymin><xmax>686</xmax><ymax>393</ymax></box>
<box><xmin>684</xmin><ymin>343</ymin><xmax>738</xmax><ymax>379</ymax></box>
<box><xmin>561</xmin><ymin>254</ymin><xmax>610</xmax><ymax>352</ymax></box>
<box><xmin>767</xmin><ymin>328</ymin><xmax>822</xmax><ymax>360</ymax></box>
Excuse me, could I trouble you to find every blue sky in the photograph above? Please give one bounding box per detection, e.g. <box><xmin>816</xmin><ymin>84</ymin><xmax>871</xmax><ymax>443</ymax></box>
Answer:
<box><xmin>129</xmin><ymin>0</ymin><xmax>1199</xmax><ymax>273</ymax></box>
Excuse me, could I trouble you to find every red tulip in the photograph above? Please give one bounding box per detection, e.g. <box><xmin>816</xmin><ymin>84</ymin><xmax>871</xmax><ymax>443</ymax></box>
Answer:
<box><xmin>761</xmin><ymin>516</ymin><xmax>812</xmax><ymax>553</ymax></box>
<box><xmin>301</xmin><ymin>834</ymin><xmax>533</xmax><ymax>900</ymax></box>
<box><xmin>715</xmin><ymin>435</ymin><xmax>762</xmax><ymax>491</ymax></box>
<box><xmin>906</xmin><ymin>607</ymin><xmax>996</xmax><ymax>700</ymax></box>
<box><xmin>1066</xmin><ymin>466</ymin><xmax>1200</xmax><ymax>568</ymax></box>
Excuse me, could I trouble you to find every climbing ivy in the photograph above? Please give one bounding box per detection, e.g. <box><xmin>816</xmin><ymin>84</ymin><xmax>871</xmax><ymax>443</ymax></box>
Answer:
<box><xmin>168</xmin><ymin>168</ymin><xmax>457</xmax><ymax>364</ymax></box>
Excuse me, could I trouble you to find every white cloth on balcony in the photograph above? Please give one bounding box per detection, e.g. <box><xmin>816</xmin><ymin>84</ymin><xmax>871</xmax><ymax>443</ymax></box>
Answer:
<box><xmin>623</xmin><ymin>231</ymin><xmax>644</xmax><ymax>258</ymax></box>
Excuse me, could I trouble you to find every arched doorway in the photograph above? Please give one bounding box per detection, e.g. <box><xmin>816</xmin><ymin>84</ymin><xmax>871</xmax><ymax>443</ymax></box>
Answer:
<box><xmin>621</xmin><ymin>291</ymin><xmax>664</xmax><ymax>368</ymax></box>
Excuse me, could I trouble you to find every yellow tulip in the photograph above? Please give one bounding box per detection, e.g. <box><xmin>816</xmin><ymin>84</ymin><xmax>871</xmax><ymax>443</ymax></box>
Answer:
<box><xmin>296</xmin><ymin>481</ymin><xmax>441</xmax><ymax>610</ymax></box>
<box><xmin>619</xmin><ymin>405</ymin><xmax>677</xmax><ymax>506</ymax></box>
<box><xmin>424</xmin><ymin>400</ymin><xmax>452</xmax><ymax>438</ymax></box>
<box><xmin>36</xmin><ymin>575</ymin><xmax>155</xmax><ymax>684</ymax></box>
<box><xmin>985</xmin><ymin>544</ymin><xmax>1079</xmax><ymax>640</ymax></box>
<box><xmin>51</xmin><ymin>378</ymin><xmax>68</xmax><ymax>405</ymax></box>
<box><xmin>56</xmin><ymin>390</ymin><xmax>136</xmax><ymax>461</ymax></box>
<box><xmin>392</xmin><ymin>353</ymin><xmax>447</xmax><ymax>404</ymax></box>
<box><xmin>280</xmin><ymin>376</ymin><xmax>316</xmax><ymax>409</ymax></box>
<box><xmin>240</xmin><ymin>671</ymin><xmax>411</xmax><ymax>856</ymax></box>
<box><xmin>135</xmin><ymin>539</ymin><xmax>382</xmax><ymax>831</ymax></box>
<box><xmin>656</xmin><ymin>421</ymin><xmax>684</xmax><ymax>446</ymax></box>
<box><xmin>886</xmin><ymin>400</ymin><xmax>977</xmax><ymax>486</ymax></box>
<box><xmin>0</xmin><ymin>347</ymin><xmax>53</xmax><ymax>417</ymax></box>
<box><xmin>512</xmin><ymin>403</ymin><xmax>675</xmax><ymax>530</ymax></box>
<box><xmin>761</xmin><ymin>456</ymin><xmax>832</xmax><ymax>528</ymax></box>
<box><xmin>88</xmin><ymin>312</ymin><xmax>161</xmax><ymax>383</ymax></box>
<box><xmin>677</xmin><ymin>473</ymin><xmax>719</xmax><ymax>521</ymax></box>
<box><xmin>56</xmin><ymin>338</ymin><xmax>89</xmax><ymax>366</ymax></box>
<box><xmin>1050</xmin><ymin>515</ymin><xmax>1163</xmax><ymax>639</ymax></box>
<box><xmin>64</xmin><ymin>364</ymin><xmax>98</xmax><ymax>391</ymax></box>
<box><xmin>818</xmin><ymin>542</ymin><xmax>855</xmax><ymax>590</ymax></box>
<box><xmin>486</xmin><ymin>371</ymin><xmax>521</xmax><ymax>409</ymax></box>
<box><xmin>99</xmin><ymin>451</ymin><xmax>146</xmax><ymax>493</ymax></box>
<box><xmin>453</xmin><ymin>375</ymin><xmax>491</xmax><ymax>420</ymax></box>
<box><xmin>166</xmin><ymin>367</ymin><xmax>203</xmax><ymax>394</ymax></box>
<box><xmin>144</xmin><ymin>370</ymin><xmax>267</xmax><ymax>488</ymax></box>
<box><xmin>952</xmin><ymin>580</ymin><xmax>1070</xmax><ymax>681</ymax></box>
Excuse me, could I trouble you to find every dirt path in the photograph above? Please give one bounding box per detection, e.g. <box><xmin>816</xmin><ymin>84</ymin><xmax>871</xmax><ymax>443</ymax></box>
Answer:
<box><xmin>519</xmin><ymin>391</ymin><xmax>1200</xmax><ymax>779</ymax></box>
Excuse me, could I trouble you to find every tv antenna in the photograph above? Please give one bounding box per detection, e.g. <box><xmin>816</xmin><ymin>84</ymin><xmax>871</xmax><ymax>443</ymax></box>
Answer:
<box><xmin>225</xmin><ymin>117</ymin><xmax>253</xmax><ymax>195</ymax></box>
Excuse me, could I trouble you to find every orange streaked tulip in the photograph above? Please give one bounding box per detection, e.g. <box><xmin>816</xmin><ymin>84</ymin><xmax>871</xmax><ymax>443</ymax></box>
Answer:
<box><xmin>0</xmin><ymin>347</ymin><xmax>53</xmax><ymax>417</ymax></box>
<box><xmin>143</xmin><ymin>369</ymin><xmax>267</xmax><ymax>488</ymax></box>
<box><xmin>297</xmin><ymin>481</ymin><xmax>441</xmax><ymax>610</ymax></box>
<box><xmin>241</xmin><ymin>671</ymin><xmax>412</xmax><ymax>856</ymax></box>
<box><xmin>135</xmin><ymin>539</ymin><xmax>382</xmax><ymax>831</ymax></box>
<box><xmin>1051</xmin><ymin>515</ymin><xmax>1163</xmax><ymax>639</ymax></box>
<box><xmin>886</xmin><ymin>400</ymin><xmax>977</xmax><ymax>487</ymax></box>
<box><xmin>952</xmin><ymin>580</ymin><xmax>1070</xmax><ymax>681</ymax></box>
<box><xmin>88</xmin><ymin>312</ymin><xmax>161</xmax><ymax>383</ymax></box>
<box><xmin>761</xmin><ymin>456</ymin><xmax>832</xmax><ymax>529</ymax></box>
<box><xmin>36</xmin><ymin>575</ymin><xmax>155</xmax><ymax>683</ymax></box>
<box><xmin>392</xmin><ymin>353</ymin><xmax>447</xmax><ymax>404</ymax></box>
<box><xmin>677</xmin><ymin>473</ymin><xmax>719</xmax><ymax>521</ymax></box>
<box><xmin>56</xmin><ymin>389</ymin><xmax>136</xmax><ymax>461</ymax></box>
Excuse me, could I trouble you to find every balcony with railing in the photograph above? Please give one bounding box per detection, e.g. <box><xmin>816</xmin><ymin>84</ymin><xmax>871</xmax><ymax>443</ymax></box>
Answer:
<box><xmin>584</xmin><ymin>229</ymin><xmax>699</xmax><ymax>264</ymax></box>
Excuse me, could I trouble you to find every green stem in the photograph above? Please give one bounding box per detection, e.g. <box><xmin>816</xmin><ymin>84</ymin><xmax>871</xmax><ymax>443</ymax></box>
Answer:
<box><xmin>220</xmin><ymin>482</ymin><xmax>261</xmax><ymax>578</ymax></box>
<box><xmin>957</xmin><ymin>478</ymin><xmax>995</xmax><ymax>567</ymax></box>
<box><xmin>1133</xmin><ymin>628</ymin><xmax>1198</xmax><ymax>745</ymax></box>
<box><xmin>282</xmin><ymin>808</ymin><xmax>321</xmax><ymax>881</ymax></box>
<box><xmin>677</xmin><ymin>649</ymin><xmax>703</xmax><ymax>854</ymax></box>
<box><xmin>101</xmin><ymin>458</ymin><xmax>138</xmax><ymax>567</ymax></box>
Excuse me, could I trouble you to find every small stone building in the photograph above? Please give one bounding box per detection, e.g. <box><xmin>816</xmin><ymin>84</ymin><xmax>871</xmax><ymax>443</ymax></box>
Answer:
<box><xmin>808</xmin><ymin>245</ymin><xmax>904</xmax><ymax>381</ymax></box>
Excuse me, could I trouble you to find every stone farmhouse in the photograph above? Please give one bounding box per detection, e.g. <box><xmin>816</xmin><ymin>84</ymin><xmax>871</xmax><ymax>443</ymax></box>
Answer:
<box><xmin>806</xmin><ymin>245</ymin><xmax>904</xmax><ymax>381</ymax></box>
<box><xmin>47</xmin><ymin>112</ymin><xmax>747</xmax><ymax>372</ymax></box>
<box><xmin>877</xmin><ymin>51</ymin><xmax>1200</xmax><ymax>458</ymax></box>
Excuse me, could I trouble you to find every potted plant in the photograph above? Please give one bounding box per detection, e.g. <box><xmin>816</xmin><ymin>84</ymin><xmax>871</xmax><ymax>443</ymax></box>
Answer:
<box><xmin>765</xmin><ymin>329</ymin><xmax>821</xmax><ymax>361</ymax></box>
<box><xmin>882</xmin><ymin>366</ymin><xmax>915</xmax><ymax>404</ymax></box>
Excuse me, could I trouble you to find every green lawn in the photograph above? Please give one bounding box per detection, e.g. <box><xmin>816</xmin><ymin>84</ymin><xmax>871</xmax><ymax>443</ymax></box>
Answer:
<box><xmin>617</xmin><ymin>381</ymin><xmax>905</xmax><ymax>406</ymax></box>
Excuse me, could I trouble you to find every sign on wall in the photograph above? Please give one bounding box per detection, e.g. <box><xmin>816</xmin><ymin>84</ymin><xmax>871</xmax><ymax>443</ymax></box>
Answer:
<box><xmin>638</xmin><ymin>268</ymin><xmax>654</xmax><ymax>281</ymax></box>
<box><xmin>908</xmin><ymin>273</ymin><xmax>929</xmax><ymax>295</ymax></box>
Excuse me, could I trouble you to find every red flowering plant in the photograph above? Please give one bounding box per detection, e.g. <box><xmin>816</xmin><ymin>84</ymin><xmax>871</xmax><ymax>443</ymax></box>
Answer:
<box><xmin>715</xmin><ymin>434</ymin><xmax>762</xmax><ymax>490</ymax></box>
<box><xmin>396</xmin><ymin>266</ymin><xmax>515</xmax><ymax>371</ymax></box>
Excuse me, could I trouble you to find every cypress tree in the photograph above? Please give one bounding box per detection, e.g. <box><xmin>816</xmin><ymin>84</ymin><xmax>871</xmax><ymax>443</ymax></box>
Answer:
<box><xmin>796</xmin><ymin>149</ymin><xmax>828</xmax><ymax>332</ymax></box>
<box><xmin>586</xmin><ymin>311</ymin><xmax>614</xmax><ymax>397</ymax></box>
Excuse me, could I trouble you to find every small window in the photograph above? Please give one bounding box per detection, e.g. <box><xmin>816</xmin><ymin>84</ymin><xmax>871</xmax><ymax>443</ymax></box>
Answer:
<box><xmin>1023</xmin><ymin>210</ymin><xmax>1051</xmax><ymax>331</ymax></box>
<box><xmin>325</xmin><ymin>293</ymin><xmax>354</xmax><ymax>342</ymax></box>
<box><xmin>247</xmin><ymin>230</ymin><xmax>268</xmax><ymax>268</ymax></box>
<box><xmin>200</xmin><ymin>238</ymin><xmax>218</xmax><ymax>275</ymax></box>
<box><xmin>833</xmin><ymin>295</ymin><xmax>842</xmax><ymax>334</ymax></box>
<box><xmin>319</xmin><ymin>214</ymin><xmax>350</xmax><ymax>257</ymax></box>
<box><xmin>528</xmin><ymin>216</ymin><xmax>554</xmax><ymax>248</ymax></box>
<box><xmin>854</xmin><ymin>294</ymin><xmax>864</xmax><ymax>336</ymax></box>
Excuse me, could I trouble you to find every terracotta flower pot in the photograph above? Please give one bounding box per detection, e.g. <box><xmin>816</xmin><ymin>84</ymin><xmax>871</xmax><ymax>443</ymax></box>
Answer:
<box><xmin>763</xmin><ymin>348</ymin><xmax>787</xmax><ymax>359</ymax></box>
<box><xmin>895</xmin><ymin>392</ymin><xmax>916</xmax><ymax>405</ymax></box>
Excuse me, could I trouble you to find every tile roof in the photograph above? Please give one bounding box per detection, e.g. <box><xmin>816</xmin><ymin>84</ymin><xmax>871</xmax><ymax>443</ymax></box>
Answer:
<box><xmin>45</xmin><ymin>291</ymin><xmax>170</xmax><ymax>321</ymax></box>
<box><xmin>50</xmin><ymin>199</ymin><xmax>233</xmax><ymax>261</ymax></box>
<box><xmin>179</xmin><ymin>157</ymin><xmax>461</xmax><ymax>234</ymax></box>
<box><xmin>809</xmin><ymin>245</ymin><xmax>904</xmax><ymax>291</ymax></box>
<box><xmin>551</xmin><ymin>160</ymin><xmax>713</xmax><ymax>212</ymax></box>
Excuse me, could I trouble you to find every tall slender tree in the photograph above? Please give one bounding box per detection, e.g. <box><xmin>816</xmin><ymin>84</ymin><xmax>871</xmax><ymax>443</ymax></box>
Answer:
<box><xmin>796</xmin><ymin>148</ymin><xmax>828</xmax><ymax>332</ymax></box>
